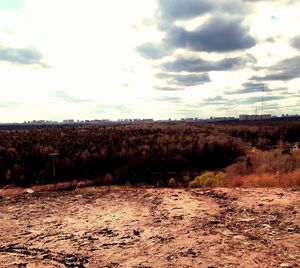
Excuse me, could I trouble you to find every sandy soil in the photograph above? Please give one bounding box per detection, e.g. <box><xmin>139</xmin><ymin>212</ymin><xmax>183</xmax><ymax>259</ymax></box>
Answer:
<box><xmin>0</xmin><ymin>187</ymin><xmax>299</xmax><ymax>267</ymax></box>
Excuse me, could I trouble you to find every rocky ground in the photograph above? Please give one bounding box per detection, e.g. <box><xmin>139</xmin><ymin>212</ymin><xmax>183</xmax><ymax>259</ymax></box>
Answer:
<box><xmin>0</xmin><ymin>187</ymin><xmax>299</xmax><ymax>267</ymax></box>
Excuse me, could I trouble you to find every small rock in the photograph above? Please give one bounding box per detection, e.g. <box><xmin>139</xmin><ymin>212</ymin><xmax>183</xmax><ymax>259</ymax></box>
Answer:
<box><xmin>233</xmin><ymin>235</ymin><xmax>245</xmax><ymax>240</ymax></box>
<box><xmin>226</xmin><ymin>206</ymin><xmax>234</xmax><ymax>212</ymax></box>
<box><xmin>276</xmin><ymin>193</ymin><xmax>284</xmax><ymax>198</ymax></box>
<box><xmin>24</xmin><ymin>188</ymin><xmax>34</xmax><ymax>194</ymax></box>
<box><xmin>187</xmin><ymin>248</ymin><xmax>197</xmax><ymax>257</ymax></box>
<box><xmin>287</xmin><ymin>227</ymin><xmax>300</xmax><ymax>233</ymax></box>
<box><xmin>133</xmin><ymin>229</ymin><xmax>140</xmax><ymax>236</ymax></box>
<box><xmin>210</xmin><ymin>219</ymin><xmax>220</xmax><ymax>224</ymax></box>
<box><xmin>239</xmin><ymin>218</ymin><xmax>255</xmax><ymax>222</ymax></box>
<box><xmin>222</xmin><ymin>231</ymin><xmax>231</xmax><ymax>236</ymax></box>
<box><xmin>280</xmin><ymin>263</ymin><xmax>292</xmax><ymax>267</ymax></box>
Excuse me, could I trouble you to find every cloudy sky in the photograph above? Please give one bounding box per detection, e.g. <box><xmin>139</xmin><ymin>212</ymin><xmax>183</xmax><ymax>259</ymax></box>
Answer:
<box><xmin>0</xmin><ymin>0</ymin><xmax>300</xmax><ymax>122</ymax></box>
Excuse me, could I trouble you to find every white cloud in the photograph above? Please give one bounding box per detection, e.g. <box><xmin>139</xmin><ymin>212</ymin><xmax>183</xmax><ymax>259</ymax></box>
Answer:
<box><xmin>0</xmin><ymin>0</ymin><xmax>300</xmax><ymax>122</ymax></box>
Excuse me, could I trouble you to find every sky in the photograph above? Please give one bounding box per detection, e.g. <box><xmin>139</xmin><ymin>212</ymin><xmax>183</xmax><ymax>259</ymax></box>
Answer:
<box><xmin>0</xmin><ymin>0</ymin><xmax>300</xmax><ymax>122</ymax></box>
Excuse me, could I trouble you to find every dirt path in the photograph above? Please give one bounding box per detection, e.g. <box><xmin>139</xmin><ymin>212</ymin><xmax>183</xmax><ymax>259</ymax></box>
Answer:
<box><xmin>0</xmin><ymin>188</ymin><xmax>299</xmax><ymax>267</ymax></box>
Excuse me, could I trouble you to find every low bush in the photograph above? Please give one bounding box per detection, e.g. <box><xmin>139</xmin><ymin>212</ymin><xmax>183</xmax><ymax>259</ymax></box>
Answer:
<box><xmin>182</xmin><ymin>175</ymin><xmax>191</xmax><ymax>187</ymax></box>
<box><xmin>168</xmin><ymin>177</ymin><xmax>177</xmax><ymax>188</ymax></box>
<box><xmin>189</xmin><ymin>171</ymin><xmax>226</xmax><ymax>188</ymax></box>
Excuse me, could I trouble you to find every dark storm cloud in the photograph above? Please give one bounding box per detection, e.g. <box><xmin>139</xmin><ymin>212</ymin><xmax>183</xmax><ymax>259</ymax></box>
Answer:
<box><xmin>162</xmin><ymin>54</ymin><xmax>255</xmax><ymax>73</ymax></box>
<box><xmin>137</xmin><ymin>0</ymin><xmax>256</xmax><ymax>59</ymax></box>
<box><xmin>157</xmin><ymin>0</ymin><xmax>213</xmax><ymax>22</ymax></box>
<box><xmin>201</xmin><ymin>93</ymin><xmax>288</xmax><ymax>107</ymax></box>
<box><xmin>225</xmin><ymin>82</ymin><xmax>271</xmax><ymax>95</ymax></box>
<box><xmin>156</xmin><ymin>73</ymin><xmax>211</xmax><ymax>86</ymax></box>
<box><xmin>241</xmin><ymin>95</ymin><xmax>284</xmax><ymax>104</ymax></box>
<box><xmin>291</xmin><ymin>36</ymin><xmax>300</xmax><ymax>50</ymax></box>
<box><xmin>51</xmin><ymin>91</ymin><xmax>91</xmax><ymax>103</ymax></box>
<box><xmin>261</xmin><ymin>103</ymin><xmax>300</xmax><ymax>112</ymax></box>
<box><xmin>0</xmin><ymin>47</ymin><xmax>47</xmax><ymax>67</ymax></box>
<box><xmin>252</xmin><ymin>73</ymin><xmax>296</xmax><ymax>81</ymax></box>
<box><xmin>250</xmin><ymin>56</ymin><xmax>300</xmax><ymax>81</ymax></box>
<box><xmin>227</xmin><ymin>83</ymin><xmax>290</xmax><ymax>95</ymax></box>
<box><xmin>137</xmin><ymin>17</ymin><xmax>256</xmax><ymax>59</ymax></box>
<box><xmin>169</xmin><ymin>17</ymin><xmax>255</xmax><ymax>52</ymax></box>
<box><xmin>157</xmin><ymin>0</ymin><xmax>245</xmax><ymax>25</ymax></box>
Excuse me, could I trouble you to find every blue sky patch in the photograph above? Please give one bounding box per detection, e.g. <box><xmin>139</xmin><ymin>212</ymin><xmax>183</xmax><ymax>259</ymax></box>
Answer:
<box><xmin>0</xmin><ymin>0</ymin><xmax>23</xmax><ymax>10</ymax></box>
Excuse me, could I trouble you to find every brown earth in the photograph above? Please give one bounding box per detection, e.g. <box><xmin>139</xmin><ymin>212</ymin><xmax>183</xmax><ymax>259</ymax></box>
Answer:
<box><xmin>0</xmin><ymin>187</ymin><xmax>299</xmax><ymax>267</ymax></box>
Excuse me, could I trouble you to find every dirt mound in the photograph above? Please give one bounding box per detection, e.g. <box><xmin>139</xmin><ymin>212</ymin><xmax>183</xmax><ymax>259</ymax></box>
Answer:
<box><xmin>0</xmin><ymin>188</ymin><xmax>299</xmax><ymax>267</ymax></box>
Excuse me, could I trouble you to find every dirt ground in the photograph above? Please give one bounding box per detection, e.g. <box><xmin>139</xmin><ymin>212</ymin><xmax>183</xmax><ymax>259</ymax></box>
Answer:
<box><xmin>0</xmin><ymin>187</ymin><xmax>299</xmax><ymax>268</ymax></box>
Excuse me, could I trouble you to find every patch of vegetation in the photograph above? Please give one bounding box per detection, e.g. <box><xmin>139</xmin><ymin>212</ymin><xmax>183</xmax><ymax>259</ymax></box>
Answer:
<box><xmin>0</xmin><ymin>125</ymin><xmax>244</xmax><ymax>186</ymax></box>
<box><xmin>168</xmin><ymin>177</ymin><xmax>177</xmax><ymax>188</ymax></box>
<box><xmin>189</xmin><ymin>171</ymin><xmax>226</xmax><ymax>188</ymax></box>
<box><xmin>0</xmin><ymin>121</ymin><xmax>299</xmax><ymax>188</ymax></box>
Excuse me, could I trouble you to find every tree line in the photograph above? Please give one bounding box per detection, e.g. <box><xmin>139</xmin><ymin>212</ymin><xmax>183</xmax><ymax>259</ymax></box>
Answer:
<box><xmin>0</xmin><ymin>122</ymin><xmax>299</xmax><ymax>186</ymax></box>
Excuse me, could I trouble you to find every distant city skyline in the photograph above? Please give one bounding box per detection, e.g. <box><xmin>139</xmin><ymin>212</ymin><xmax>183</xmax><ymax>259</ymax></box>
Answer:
<box><xmin>0</xmin><ymin>0</ymin><xmax>300</xmax><ymax>122</ymax></box>
<box><xmin>2</xmin><ymin>113</ymin><xmax>299</xmax><ymax>125</ymax></box>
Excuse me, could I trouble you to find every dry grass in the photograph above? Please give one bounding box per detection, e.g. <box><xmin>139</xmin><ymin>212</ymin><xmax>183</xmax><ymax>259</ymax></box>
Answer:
<box><xmin>224</xmin><ymin>148</ymin><xmax>300</xmax><ymax>188</ymax></box>
<box><xmin>226</xmin><ymin>168</ymin><xmax>300</xmax><ymax>188</ymax></box>
<box><xmin>0</xmin><ymin>180</ymin><xmax>93</xmax><ymax>198</ymax></box>
<box><xmin>0</xmin><ymin>180</ymin><xmax>137</xmax><ymax>198</ymax></box>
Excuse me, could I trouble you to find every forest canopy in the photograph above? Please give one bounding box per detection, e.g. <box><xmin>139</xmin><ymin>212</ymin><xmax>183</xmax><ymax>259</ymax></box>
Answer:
<box><xmin>0</xmin><ymin>122</ymin><xmax>300</xmax><ymax>187</ymax></box>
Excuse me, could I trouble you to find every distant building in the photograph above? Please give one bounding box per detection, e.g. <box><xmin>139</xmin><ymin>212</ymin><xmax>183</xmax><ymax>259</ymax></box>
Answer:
<box><xmin>141</xmin><ymin>119</ymin><xmax>154</xmax><ymax>124</ymax></box>
<box><xmin>23</xmin><ymin>120</ymin><xmax>60</xmax><ymax>125</ymax></box>
<box><xmin>91</xmin><ymin>119</ymin><xmax>111</xmax><ymax>124</ymax></box>
<box><xmin>239</xmin><ymin>114</ymin><xmax>271</xmax><ymax>121</ymax></box>
<box><xmin>63</xmin><ymin>119</ymin><xmax>75</xmax><ymax>124</ymax></box>
<box><xmin>209</xmin><ymin>116</ymin><xmax>236</xmax><ymax>122</ymax></box>
<box><xmin>180</xmin><ymin>118</ymin><xmax>195</xmax><ymax>122</ymax></box>
<box><xmin>132</xmin><ymin>119</ymin><xmax>153</xmax><ymax>124</ymax></box>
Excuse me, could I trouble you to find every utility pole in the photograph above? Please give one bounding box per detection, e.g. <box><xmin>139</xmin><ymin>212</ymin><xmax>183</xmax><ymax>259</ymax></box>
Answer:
<box><xmin>49</xmin><ymin>153</ymin><xmax>59</xmax><ymax>185</ymax></box>
<box><xmin>259</xmin><ymin>84</ymin><xmax>265</xmax><ymax>149</ymax></box>
<box><xmin>261</xmin><ymin>84</ymin><xmax>264</xmax><ymax>120</ymax></box>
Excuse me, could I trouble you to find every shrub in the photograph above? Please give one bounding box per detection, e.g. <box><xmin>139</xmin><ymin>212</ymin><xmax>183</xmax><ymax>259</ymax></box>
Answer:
<box><xmin>189</xmin><ymin>180</ymin><xmax>200</xmax><ymax>188</ymax></box>
<box><xmin>168</xmin><ymin>177</ymin><xmax>176</xmax><ymax>188</ymax></box>
<box><xmin>182</xmin><ymin>175</ymin><xmax>191</xmax><ymax>187</ymax></box>
<box><xmin>5</xmin><ymin>170</ymin><xmax>11</xmax><ymax>183</ymax></box>
<box><xmin>280</xmin><ymin>169</ymin><xmax>300</xmax><ymax>187</ymax></box>
<box><xmin>189</xmin><ymin>171</ymin><xmax>226</xmax><ymax>188</ymax></box>
<box><xmin>215</xmin><ymin>171</ymin><xmax>226</xmax><ymax>186</ymax></box>
<box><xmin>156</xmin><ymin>179</ymin><xmax>165</xmax><ymax>187</ymax></box>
